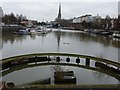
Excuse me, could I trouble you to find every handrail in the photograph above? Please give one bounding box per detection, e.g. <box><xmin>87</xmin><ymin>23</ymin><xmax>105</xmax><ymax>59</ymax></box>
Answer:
<box><xmin>1</xmin><ymin>53</ymin><xmax>120</xmax><ymax>68</ymax></box>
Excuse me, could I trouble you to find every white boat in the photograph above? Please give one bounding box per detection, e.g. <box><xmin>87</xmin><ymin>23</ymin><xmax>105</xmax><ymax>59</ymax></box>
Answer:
<box><xmin>112</xmin><ymin>31</ymin><xmax>120</xmax><ymax>38</ymax></box>
<box><xmin>18</xmin><ymin>29</ymin><xmax>30</xmax><ymax>35</ymax></box>
<box><xmin>36</xmin><ymin>26</ymin><xmax>48</xmax><ymax>34</ymax></box>
<box><xmin>32</xmin><ymin>26</ymin><xmax>52</xmax><ymax>35</ymax></box>
<box><xmin>36</xmin><ymin>30</ymin><xmax>46</xmax><ymax>34</ymax></box>
<box><xmin>30</xmin><ymin>29</ymin><xmax>36</xmax><ymax>35</ymax></box>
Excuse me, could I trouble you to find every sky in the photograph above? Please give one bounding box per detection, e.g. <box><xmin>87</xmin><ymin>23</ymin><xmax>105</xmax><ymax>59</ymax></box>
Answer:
<box><xmin>118</xmin><ymin>1</ymin><xmax>120</xmax><ymax>15</ymax></box>
<box><xmin>0</xmin><ymin>0</ymin><xmax>119</xmax><ymax>22</ymax></box>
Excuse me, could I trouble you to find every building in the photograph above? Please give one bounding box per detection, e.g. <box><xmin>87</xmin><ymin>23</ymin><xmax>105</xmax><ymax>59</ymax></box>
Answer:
<box><xmin>93</xmin><ymin>14</ymin><xmax>101</xmax><ymax>23</ymax></box>
<box><xmin>72</xmin><ymin>17</ymin><xmax>81</xmax><ymax>23</ymax></box>
<box><xmin>20</xmin><ymin>20</ymin><xmax>37</xmax><ymax>27</ymax></box>
<box><xmin>81</xmin><ymin>16</ymin><xmax>86</xmax><ymax>22</ymax></box>
<box><xmin>111</xmin><ymin>18</ymin><xmax>118</xmax><ymax>30</ymax></box>
<box><xmin>72</xmin><ymin>14</ymin><xmax>94</xmax><ymax>23</ymax></box>
<box><xmin>84</xmin><ymin>14</ymin><xmax>94</xmax><ymax>22</ymax></box>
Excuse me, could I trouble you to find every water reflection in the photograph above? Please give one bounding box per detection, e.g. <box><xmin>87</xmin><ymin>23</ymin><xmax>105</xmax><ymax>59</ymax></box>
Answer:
<box><xmin>53</xmin><ymin>30</ymin><xmax>120</xmax><ymax>48</ymax></box>
<box><xmin>30</xmin><ymin>35</ymin><xmax>36</xmax><ymax>40</ymax></box>
<box><xmin>2</xmin><ymin>29</ymin><xmax>47</xmax><ymax>48</ymax></box>
<box><xmin>1</xmin><ymin>28</ymin><xmax>120</xmax><ymax>62</ymax></box>
<box><xmin>2</xmin><ymin>29</ymin><xmax>120</xmax><ymax>49</ymax></box>
<box><xmin>93</xmin><ymin>71</ymin><xmax>109</xmax><ymax>83</ymax></box>
<box><xmin>2</xmin><ymin>32</ymin><xmax>27</xmax><ymax>46</ymax></box>
<box><xmin>50</xmin><ymin>65</ymin><xmax>64</xmax><ymax>72</ymax></box>
<box><xmin>54</xmin><ymin>31</ymin><xmax>61</xmax><ymax>52</ymax></box>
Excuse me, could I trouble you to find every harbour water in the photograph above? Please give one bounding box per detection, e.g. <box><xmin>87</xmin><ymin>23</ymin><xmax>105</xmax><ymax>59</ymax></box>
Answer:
<box><xmin>1</xmin><ymin>28</ymin><xmax>120</xmax><ymax>85</ymax></box>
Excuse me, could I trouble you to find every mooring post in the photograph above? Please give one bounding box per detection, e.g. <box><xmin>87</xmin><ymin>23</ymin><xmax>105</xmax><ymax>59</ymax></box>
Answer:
<box><xmin>76</xmin><ymin>57</ymin><xmax>80</xmax><ymax>64</ymax></box>
<box><xmin>56</xmin><ymin>56</ymin><xmax>60</xmax><ymax>63</ymax></box>
<box><xmin>86</xmin><ymin>58</ymin><xmax>90</xmax><ymax>66</ymax></box>
<box><xmin>66</xmin><ymin>56</ymin><xmax>70</xmax><ymax>63</ymax></box>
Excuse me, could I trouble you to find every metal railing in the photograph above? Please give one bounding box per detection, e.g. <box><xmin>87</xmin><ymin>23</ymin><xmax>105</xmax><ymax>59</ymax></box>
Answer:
<box><xmin>1</xmin><ymin>53</ymin><xmax>120</xmax><ymax>80</ymax></box>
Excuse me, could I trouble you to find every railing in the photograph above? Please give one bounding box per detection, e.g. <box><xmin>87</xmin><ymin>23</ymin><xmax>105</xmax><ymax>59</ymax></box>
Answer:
<box><xmin>1</xmin><ymin>53</ymin><xmax>120</xmax><ymax>67</ymax></box>
<box><xmin>1</xmin><ymin>53</ymin><xmax>120</xmax><ymax>80</ymax></box>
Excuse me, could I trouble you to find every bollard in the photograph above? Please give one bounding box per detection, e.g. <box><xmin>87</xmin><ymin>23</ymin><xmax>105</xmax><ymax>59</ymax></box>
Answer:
<box><xmin>86</xmin><ymin>58</ymin><xmax>90</xmax><ymax>66</ymax></box>
<box><xmin>56</xmin><ymin>56</ymin><xmax>60</xmax><ymax>62</ymax></box>
<box><xmin>66</xmin><ymin>57</ymin><xmax>70</xmax><ymax>63</ymax></box>
<box><xmin>76</xmin><ymin>57</ymin><xmax>80</xmax><ymax>64</ymax></box>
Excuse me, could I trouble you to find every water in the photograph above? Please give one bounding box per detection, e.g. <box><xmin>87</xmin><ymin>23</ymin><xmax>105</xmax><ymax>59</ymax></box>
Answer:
<box><xmin>2</xmin><ymin>65</ymin><xmax>118</xmax><ymax>85</ymax></box>
<box><xmin>1</xmin><ymin>29</ymin><xmax>120</xmax><ymax>61</ymax></box>
<box><xmin>1</xmin><ymin>28</ymin><xmax>120</xmax><ymax>85</ymax></box>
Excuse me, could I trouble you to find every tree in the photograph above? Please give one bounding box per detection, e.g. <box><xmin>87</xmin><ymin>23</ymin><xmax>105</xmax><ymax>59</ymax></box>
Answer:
<box><xmin>2</xmin><ymin>13</ymin><xmax>28</xmax><ymax>24</ymax></box>
<box><xmin>2</xmin><ymin>14</ymin><xmax>9</xmax><ymax>24</ymax></box>
<box><xmin>9</xmin><ymin>13</ymin><xmax>17</xmax><ymax>24</ymax></box>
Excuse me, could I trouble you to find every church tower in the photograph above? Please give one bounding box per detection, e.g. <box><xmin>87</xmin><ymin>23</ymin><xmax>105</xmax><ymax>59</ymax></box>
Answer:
<box><xmin>57</xmin><ymin>3</ymin><xmax>61</xmax><ymax>23</ymax></box>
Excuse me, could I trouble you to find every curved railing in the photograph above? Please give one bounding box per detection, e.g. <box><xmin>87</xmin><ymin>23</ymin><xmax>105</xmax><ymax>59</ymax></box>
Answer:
<box><xmin>1</xmin><ymin>53</ymin><xmax>120</xmax><ymax>67</ymax></box>
<box><xmin>1</xmin><ymin>53</ymin><xmax>120</xmax><ymax>80</ymax></box>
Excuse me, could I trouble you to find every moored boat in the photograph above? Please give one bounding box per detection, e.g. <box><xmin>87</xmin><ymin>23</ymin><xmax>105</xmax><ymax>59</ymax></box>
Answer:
<box><xmin>30</xmin><ymin>29</ymin><xmax>36</xmax><ymax>35</ymax></box>
<box><xmin>13</xmin><ymin>28</ymin><xmax>30</xmax><ymax>35</ymax></box>
<box><xmin>19</xmin><ymin>29</ymin><xmax>30</xmax><ymax>35</ymax></box>
<box><xmin>36</xmin><ymin>29</ymin><xmax>47</xmax><ymax>34</ymax></box>
<box><xmin>112</xmin><ymin>31</ymin><xmax>120</xmax><ymax>38</ymax></box>
<box><xmin>54</xmin><ymin>71</ymin><xmax>76</xmax><ymax>84</ymax></box>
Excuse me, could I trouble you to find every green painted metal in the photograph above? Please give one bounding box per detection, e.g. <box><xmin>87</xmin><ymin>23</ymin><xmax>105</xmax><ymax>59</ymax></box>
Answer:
<box><xmin>1</xmin><ymin>53</ymin><xmax>120</xmax><ymax>68</ymax></box>
<box><xmin>1</xmin><ymin>53</ymin><xmax>120</xmax><ymax>81</ymax></box>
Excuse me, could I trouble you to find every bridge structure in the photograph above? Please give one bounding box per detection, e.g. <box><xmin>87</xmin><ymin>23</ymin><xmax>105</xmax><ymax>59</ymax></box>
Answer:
<box><xmin>0</xmin><ymin>53</ymin><xmax>120</xmax><ymax>87</ymax></box>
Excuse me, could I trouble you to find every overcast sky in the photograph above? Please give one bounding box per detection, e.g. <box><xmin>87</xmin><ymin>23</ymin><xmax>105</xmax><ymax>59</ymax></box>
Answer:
<box><xmin>1</xmin><ymin>0</ymin><xmax>119</xmax><ymax>22</ymax></box>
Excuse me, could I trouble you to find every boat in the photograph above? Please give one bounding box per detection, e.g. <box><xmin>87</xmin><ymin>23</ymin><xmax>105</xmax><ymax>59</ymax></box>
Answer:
<box><xmin>101</xmin><ymin>31</ymin><xmax>113</xmax><ymax>36</ymax></box>
<box><xmin>19</xmin><ymin>29</ymin><xmax>30</xmax><ymax>35</ymax></box>
<box><xmin>112</xmin><ymin>31</ymin><xmax>120</xmax><ymax>38</ymax></box>
<box><xmin>36</xmin><ymin>26</ymin><xmax>50</xmax><ymax>34</ymax></box>
<box><xmin>30</xmin><ymin>29</ymin><xmax>36</xmax><ymax>35</ymax></box>
<box><xmin>36</xmin><ymin>29</ymin><xmax>47</xmax><ymax>34</ymax></box>
<box><xmin>13</xmin><ymin>28</ymin><xmax>31</xmax><ymax>35</ymax></box>
<box><xmin>14</xmin><ymin>26</ymin><xmax>52</xmax><ymax>36</ymax></box>
<box><xmin>54</xmin><ymin>71</ymin><xmax>76</xmax><ymax>84</ymax></box>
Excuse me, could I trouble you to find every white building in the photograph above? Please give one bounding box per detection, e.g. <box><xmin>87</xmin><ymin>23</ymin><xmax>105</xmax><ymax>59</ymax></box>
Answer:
<box><xmin>81</xmin><ymin>16</ymin><xmax>86</xmax><ymax>22</ymax></box>
<box><xmin>94</xmin><ymin>14</ymin><xmax>101</xmax><ymax>20</ymax></box>
<box><xmin>73</xmin><ymin>14</ymin><xmax>94</xmax><ymax>23</ymax></box>
<box><xmin>84</xmin><ymin>15</ymin><xmax>94</xmax><ymax>22</ymax></box>
<box><xmin>81</xmin><ymin>14</ymin><xmax>94</xmax><ymax>23</ymax></box>
<box><xmin>72</xmin><ymin>14</ymin><xmax>100</xmax><ymax>23</ymax></box>
<box><xmin>72</xmin><ymin>17</ymin><xmax>81</xmax><ymax>23</ymax></box>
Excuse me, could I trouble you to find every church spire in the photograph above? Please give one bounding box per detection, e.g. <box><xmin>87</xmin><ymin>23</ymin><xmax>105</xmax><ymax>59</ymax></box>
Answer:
<box><xmin>57</xmin><ymin>3</ymin><xmax>61</xmax><ymax>22</ymax></box>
